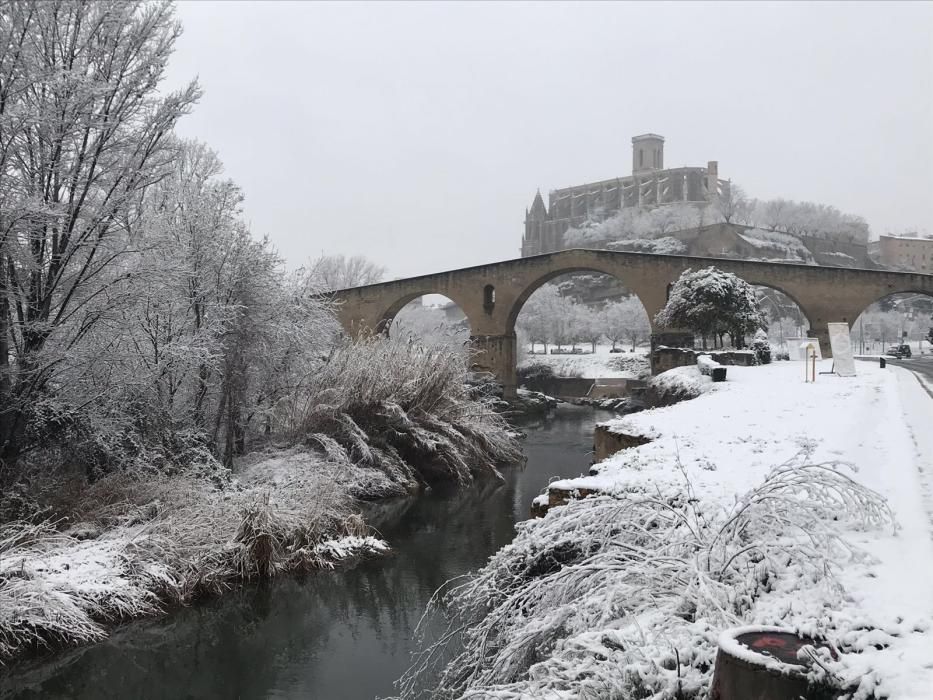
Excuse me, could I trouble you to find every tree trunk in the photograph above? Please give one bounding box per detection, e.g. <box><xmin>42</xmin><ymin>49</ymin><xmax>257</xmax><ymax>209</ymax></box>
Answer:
<box><xmin>0</xmin><ymin>257</ymin><xmax>23</xmax><ymax>473</ymax></box>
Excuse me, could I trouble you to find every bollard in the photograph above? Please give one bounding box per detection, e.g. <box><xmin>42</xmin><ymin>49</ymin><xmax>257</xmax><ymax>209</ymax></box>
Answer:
<box><xmin>880</xmin><ymin>357</ymin><xmax>886</xmax><ymax>369</ymax></box>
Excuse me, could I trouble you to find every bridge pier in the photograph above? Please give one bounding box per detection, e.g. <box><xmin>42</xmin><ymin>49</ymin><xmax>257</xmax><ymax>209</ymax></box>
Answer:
<box><xmin>470</xmin><ymin>333</ymin><xmax>518</xmax><ymax>398</ymax></box>
<box><xmin>810</xmin><ymin>324</ymin><xmax>833</xmax><ymax>360</ymax></box>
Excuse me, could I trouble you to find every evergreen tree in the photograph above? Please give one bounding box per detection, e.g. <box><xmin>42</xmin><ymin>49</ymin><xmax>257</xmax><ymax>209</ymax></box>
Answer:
<box><xmin>655</xmin><ymin>267</ymin><xmax>766</xmax><ymax>349</ymax></box>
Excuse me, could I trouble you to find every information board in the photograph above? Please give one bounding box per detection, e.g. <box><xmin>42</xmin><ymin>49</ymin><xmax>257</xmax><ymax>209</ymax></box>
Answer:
<box><xmin>827</xmin><ymin>322</ymin><xmax>856</xmax><ymax>377</ymax></box>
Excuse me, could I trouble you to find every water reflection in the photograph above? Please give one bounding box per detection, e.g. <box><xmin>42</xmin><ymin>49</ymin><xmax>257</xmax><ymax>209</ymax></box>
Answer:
<box><xmin>0</xmin><ymin>405</ymin><xmax>608</xmax><ymax>700</ymax></box>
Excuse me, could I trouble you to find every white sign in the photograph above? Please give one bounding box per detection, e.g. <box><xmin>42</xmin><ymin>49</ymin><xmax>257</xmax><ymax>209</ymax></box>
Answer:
<box><xmin>827</xmin><ymin>322</ymin><xmax>856</xmax><ymax>377</ymax></box>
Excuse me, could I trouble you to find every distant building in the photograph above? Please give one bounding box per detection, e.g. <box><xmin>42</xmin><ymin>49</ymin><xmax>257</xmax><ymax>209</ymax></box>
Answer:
<box><xmin>870</xmin><ymin>234</ymin><xmax>933</xmax><ymax>274</ymax></box>
<box><xmin>521</xmin><ymin>134</ymin><xmax>726</xmax><ymax>257</ymax></box>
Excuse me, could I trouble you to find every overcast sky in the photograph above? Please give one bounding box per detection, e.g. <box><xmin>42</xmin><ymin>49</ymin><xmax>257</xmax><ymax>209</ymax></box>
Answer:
<box><xmin>165</xmin><ymin>1</ymin><xmax>933</xmax><ymax>279</ymax></box>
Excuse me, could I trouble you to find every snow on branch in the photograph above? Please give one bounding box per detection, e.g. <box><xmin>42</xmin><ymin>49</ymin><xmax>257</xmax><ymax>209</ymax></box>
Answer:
<box><xmin>395</xmin><ymin>459</ymin><xmax>894</xmax><ymax>700</ymax></box>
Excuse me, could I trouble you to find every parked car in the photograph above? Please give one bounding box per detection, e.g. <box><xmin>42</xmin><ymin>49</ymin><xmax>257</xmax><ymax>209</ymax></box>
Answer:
<box><xmin>886</xmin><ymin>344</ymin><xmax>912</xmax><ymax>359</ymax></box>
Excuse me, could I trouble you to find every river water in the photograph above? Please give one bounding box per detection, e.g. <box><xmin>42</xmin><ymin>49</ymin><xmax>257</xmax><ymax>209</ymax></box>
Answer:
<box><xmin>0</xmin><ymin>404</ymin><xmax>608</xmax><ymax>700</ymax></box>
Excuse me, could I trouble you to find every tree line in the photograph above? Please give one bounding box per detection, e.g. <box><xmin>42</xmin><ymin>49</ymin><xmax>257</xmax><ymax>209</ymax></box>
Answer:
<box><xmin>565</xmin><ymin>186</ymin><xmax>870</xmax><ymax>249</ymax></box>
<box><xmin>517</xmin><ymin>284</ymin><xmax>650</xmax><ymax>353</ymax></box>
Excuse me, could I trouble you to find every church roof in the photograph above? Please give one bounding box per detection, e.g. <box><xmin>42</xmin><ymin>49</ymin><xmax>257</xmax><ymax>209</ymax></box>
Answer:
<box><xmin>529</xmin><ymin>190</ymin><xmax>547</xmax><ymax>216</ymax></box>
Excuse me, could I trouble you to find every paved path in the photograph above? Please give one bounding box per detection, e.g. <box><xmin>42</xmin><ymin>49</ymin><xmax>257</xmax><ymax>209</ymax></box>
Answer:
<box><xmin>887</xmin><ymin>356</ymin><xmax>933</xmax><ymax>396</ymax></box>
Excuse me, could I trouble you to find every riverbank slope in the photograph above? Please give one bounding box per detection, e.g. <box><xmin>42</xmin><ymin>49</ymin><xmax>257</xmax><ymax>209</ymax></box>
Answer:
<box><xmin>401</xmin><ymin>360</ymin><xmax>933</xmax><ymax>699</ymax></box>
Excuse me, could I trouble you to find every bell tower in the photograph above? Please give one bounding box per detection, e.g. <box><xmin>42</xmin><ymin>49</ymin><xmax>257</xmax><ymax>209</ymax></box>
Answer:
<box><xmin>632</xmin><ymin>133</ymin><xmax>664</xmax><ymax>175</ymax></box>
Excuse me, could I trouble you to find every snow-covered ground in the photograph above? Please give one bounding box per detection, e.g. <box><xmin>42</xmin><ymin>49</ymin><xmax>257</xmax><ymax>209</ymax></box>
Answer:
<box><xmin>545</xmin><ymin>360</ymin><xmax>933</xmax><ymax>698</ymax></box>
<box><xmin>518</xmin><ymin>343</ymin><xmax>650</xmax><ymax>378</ymax></box>
<box><xmin>407</xmin><ymin>360</ymin><xmax>933</xmax><ymax>699</ymax></box>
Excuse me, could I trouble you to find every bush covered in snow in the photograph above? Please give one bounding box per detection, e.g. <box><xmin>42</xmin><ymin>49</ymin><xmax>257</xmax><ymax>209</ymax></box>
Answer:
<box><xmin>396</xmin><ymin>459</ymin><xmax>894</xmax><ymax>700</ymax></box>
<box><xmin>751</xmin><ymin>329</ymin><xmax>773</xmax><ymax>365</ymax></box>
<box><xmin>517</xmin><ymin>362</ymin><xmax>557</xmax><ymax>385</ymax></box>
<box><xmin>280</xmin><ymin>333</ymin><xmax>522</xmax><ymax>490</ymax></box>
<box><xmin>645</xmin><ymin>366</ymin><xmax>711</xmax><ymax>407</ymax></box>
<box><xmin>0</xmin><ymin>451</ymin><xmax>387</xmax><ymax>662</ymax></box>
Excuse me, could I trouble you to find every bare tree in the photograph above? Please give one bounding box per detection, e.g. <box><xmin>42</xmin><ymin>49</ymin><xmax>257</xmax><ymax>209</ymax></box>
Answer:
<box><xmin>714</xmin><ymin>182</ymin><xmax>751</xmax><ymax>225</ymax></box>
<box><xmin>0</xmin><ymin>1</ymin><xmax>199</xmax><ymax>466</ymax></box>
<box><xmin>300</xmin><ymin>254</ymin><xmax>386</xmax><ymax>291</ymax></box>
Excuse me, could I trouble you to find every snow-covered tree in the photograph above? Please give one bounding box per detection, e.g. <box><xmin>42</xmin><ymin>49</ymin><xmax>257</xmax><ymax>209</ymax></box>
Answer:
<box><xmin>576</xmin><ymin>306</ymin><xmax>603</xmax><ymax>353</ymax></box>
<box><xmin>714</xmin><ymin>183</ymin><xmax>752</xmax><ymax>225</ymax></box>
<box><xmin>655</xmin><ymin>267</ymin><xmax>766</xmax><ymax>349</ymax></box>
<box><xmin>300</xmin><ymin>254</ymin><xmax>386</xmax><ymax>291</ymax></box>
<box><xmin>749</xmin><ymin>198</ymin><xmax>869</xmax><ymax>243</ymax></box>
<box><xmin>0</xmin><ymin>0</ymin><xmax>200</xmax><ymax>467</ymax></box>
<box><xmin>602</xmin><ymin>297</ymin><xmax>651</xmax><ymax>351</ymax></box>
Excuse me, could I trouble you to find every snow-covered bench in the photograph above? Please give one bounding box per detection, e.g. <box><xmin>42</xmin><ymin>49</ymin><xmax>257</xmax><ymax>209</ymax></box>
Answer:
<box><xmin>697</xmin><ymin>354</ymin><xmax>727</xmax><ymax>382</ymax></box>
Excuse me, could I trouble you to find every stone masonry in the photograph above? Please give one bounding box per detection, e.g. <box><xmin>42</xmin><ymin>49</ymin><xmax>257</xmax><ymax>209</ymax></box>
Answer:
<box><xmin>330</xmin><ymin>249</ymin><xmax>933</xmax><ymax>397</ymax></box>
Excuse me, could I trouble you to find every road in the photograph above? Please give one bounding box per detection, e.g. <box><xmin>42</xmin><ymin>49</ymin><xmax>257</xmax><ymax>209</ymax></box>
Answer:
<box><xmin>886</xmin><ymin>356</ymin><xmax>933</xmax><ymax>394</ymax></box>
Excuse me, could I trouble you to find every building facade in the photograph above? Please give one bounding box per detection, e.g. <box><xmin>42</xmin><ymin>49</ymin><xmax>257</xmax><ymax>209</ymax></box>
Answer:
<box><xmin>870</xmin><ymin>234</ymin><xmax>933</xmax><ymax>274</ymax></box>
<box><xmin>521</xmin><ymin>134</ymin><xmax>726</xmax><ymax>257</ymax></box>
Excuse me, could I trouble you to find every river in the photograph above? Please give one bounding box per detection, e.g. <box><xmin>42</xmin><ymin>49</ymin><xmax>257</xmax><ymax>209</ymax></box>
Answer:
<box><xmin>0</xmin><ymin>404</ymin><xmax>610</xmax><ymax>700</ymax></box>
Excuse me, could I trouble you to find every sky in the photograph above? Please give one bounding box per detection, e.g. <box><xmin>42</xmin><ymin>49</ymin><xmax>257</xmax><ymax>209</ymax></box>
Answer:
<box><xmin>164</xmin><ymin>1</ymin><xmax>933</xmax><ymax>280</ymax></box>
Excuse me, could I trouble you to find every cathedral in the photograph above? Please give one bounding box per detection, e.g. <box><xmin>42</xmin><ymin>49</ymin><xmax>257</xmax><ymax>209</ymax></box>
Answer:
<box><xmin>521</xmin><ymin>134</ymin><xmax>726</xmax><ymax>257</ymax></box>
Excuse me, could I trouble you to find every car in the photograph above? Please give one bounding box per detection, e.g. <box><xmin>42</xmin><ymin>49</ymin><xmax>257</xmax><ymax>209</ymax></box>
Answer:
<box><xmin>886</xmin><ymin>344</ymin><xmax>912</xmax><ymax>359</ymax></box>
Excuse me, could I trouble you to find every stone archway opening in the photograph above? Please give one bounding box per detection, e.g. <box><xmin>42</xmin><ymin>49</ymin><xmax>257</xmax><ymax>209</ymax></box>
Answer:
<box><xmin>514</xmin><ymin>272</ymin><xmax>652</xmax><ymax>382</ymax></box>
<box><xmin>752</xmin><ymin>285</ymin><xmax>812</xmax><ymax>356</ymax></box>
<box><xmin>851</xmin><ymin>292</ymin><xmax>933</xmax><ymax>356</ymax></box>
<box><xmin>389</xmin><ymin>294</ymin><xmax>471</xmax><ymax>353</ymax></box>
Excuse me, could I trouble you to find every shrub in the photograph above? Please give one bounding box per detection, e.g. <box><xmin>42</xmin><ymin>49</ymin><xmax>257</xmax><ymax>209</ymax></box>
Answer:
<box><xmin>517</xmin><ymin>363</ymin><xmax>556</xmax><ymax>384</ymax></box>
<box><xmin>281</xmin><ymin>334</ymin><xmax>522</xmax><ymax>489</ymax></box>
<box><xmin>397</xmin><ymin>461</ymin><xmax>894</xmax><ymax>699</ymax></box>
<box><xmin>751</xmin><ymin>329</ymin><xmax>772</xmax><ymax>365</ymax></box>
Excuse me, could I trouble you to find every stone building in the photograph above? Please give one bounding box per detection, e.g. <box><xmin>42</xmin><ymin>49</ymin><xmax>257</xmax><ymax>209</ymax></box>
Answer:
<box><xmin>869</xmin><ymin>234</ymin><xmax>933</xmax><ymax>274</ymax></box>
<box><xmin>521</xmin><ymin>134</ymin><xmax>726</xmax><ymax>257</ymax></box>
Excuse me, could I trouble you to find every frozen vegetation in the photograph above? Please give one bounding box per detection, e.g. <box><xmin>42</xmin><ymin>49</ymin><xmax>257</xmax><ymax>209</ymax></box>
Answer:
<box><xmin>0</xmin><ymin>1</ymin><xmax>520</xmax><ymax>665</ymax></box>
<box><xmin>398</xmin><ymin>362</ymin><xmax>933</xmax><ymax>699</ymax></box>
<box><xmin>0</xmin><ymin>452</ymin><xmax>382</xmax><ymax>661</ymax></box>
<box><xmin>0</xmin><ymin>336</ymin><xmax>521</xmax><ymax>663</ymax></box>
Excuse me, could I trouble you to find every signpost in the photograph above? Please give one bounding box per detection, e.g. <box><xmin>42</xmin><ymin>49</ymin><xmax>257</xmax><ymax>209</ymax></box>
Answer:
<box><xmin>827</xmin><ymin>322</ymin><xmax>856</xmax><ymax>377</ymax></box>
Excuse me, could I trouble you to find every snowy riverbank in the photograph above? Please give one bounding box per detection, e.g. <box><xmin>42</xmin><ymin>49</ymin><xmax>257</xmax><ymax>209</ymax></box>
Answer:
<box><xmin>0</xmin><ymin>338</ymin><xmax>523</xmax><ymax>666</ymax></box>
<box><xmin>400</xmin><ymin>360</ymin><xmax>933</xmax><ymax>699</ymax></box>
<box><xmin>0</xmin><ymin>450</ymin><xmax>391</xmax><ymax>663</ymax></box>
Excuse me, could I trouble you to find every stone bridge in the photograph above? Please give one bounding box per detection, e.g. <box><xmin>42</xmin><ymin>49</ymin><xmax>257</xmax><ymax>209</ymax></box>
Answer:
<box><xmin>331</xmin><ymin>249</ymin><xmax>933</xmax><ymax>396</ymax></box>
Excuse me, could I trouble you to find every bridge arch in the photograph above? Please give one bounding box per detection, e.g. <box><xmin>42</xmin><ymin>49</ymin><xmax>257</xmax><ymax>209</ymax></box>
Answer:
<box><xmin>855</xmin><ymin>288</ymin><xmax>933</xmax><ymax>317</ymax></box>
<box><xmin>371</xmin><ymin>289</ymin><xmax>476</xmax><ymax>334</ymax></box>
<box><xmin>505</xmin><ymin>265</ymin><xmax>656</xmax><ymax>333</ymax></box>
<box><xmin>851</xmin><ymin>290</ymin><xmax>933</xmax><ymax>354</ymax></box>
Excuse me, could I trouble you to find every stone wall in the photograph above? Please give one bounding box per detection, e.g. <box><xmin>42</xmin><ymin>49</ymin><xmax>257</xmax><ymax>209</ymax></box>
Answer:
<box><xmin>650</xmin><ymin>346</ymin><xmax>758</xmax><ymax>375</ymax></box>
<box><xmin>593</xmin><ymin>424</ymin><xmax>653</xmax><ymax>461</ymax></box>
<box><xmin>519</xmin><ymin>375</ymin><xmax>594</xmax><ymax>398</ymax></box>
